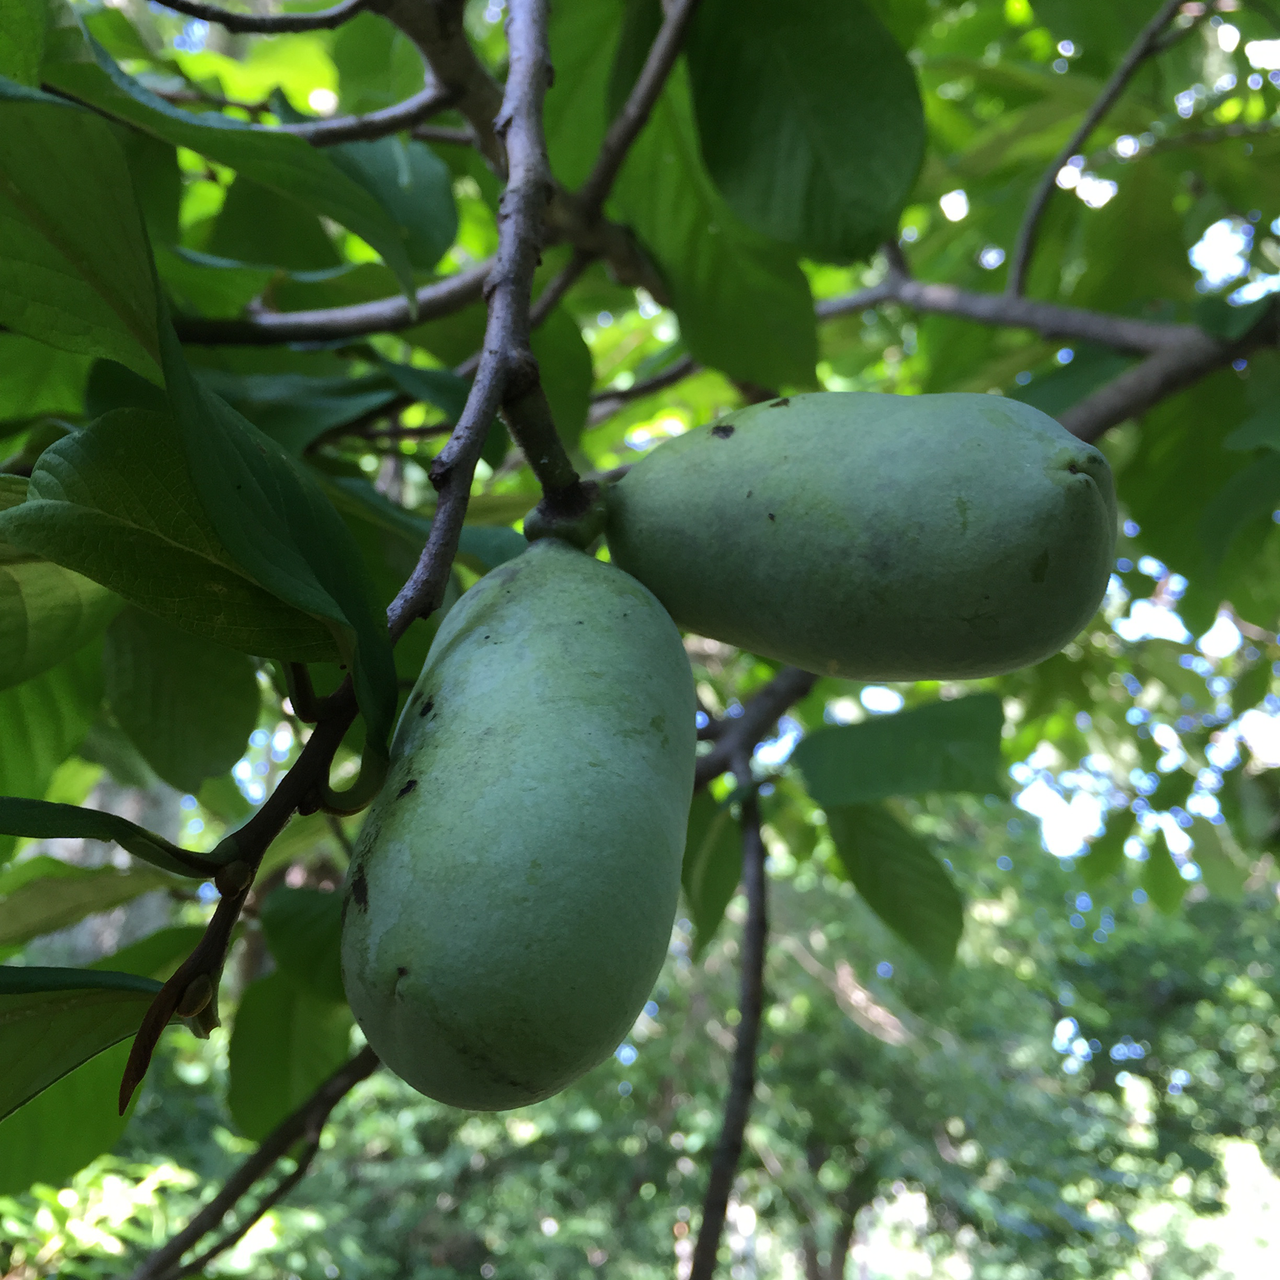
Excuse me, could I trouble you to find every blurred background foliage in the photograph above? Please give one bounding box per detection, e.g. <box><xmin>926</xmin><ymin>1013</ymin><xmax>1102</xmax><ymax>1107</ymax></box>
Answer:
<box><xmin>4</xmin><ymin>0</ymin><xmax>1280</xmax><ymax>1276</ymax></box>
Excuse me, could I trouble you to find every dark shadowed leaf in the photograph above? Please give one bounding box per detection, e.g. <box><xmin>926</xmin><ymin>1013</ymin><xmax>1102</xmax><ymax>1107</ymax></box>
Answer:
<box><xmin>686</xmin><ymin>0</ymin><xmax>924</xmax><ymax>261</ymax></box>
<box><xmin>208</xmin><ymin>176</ymin><xmax>344</xmax><ymax>273</ymax></box>
<box><xmin>0</xmin><ymin>0</ymin><xmax>43</xmax><ymax>86</ymax></box>
<box><xmin>681</xmin><ymin>791</ymin><xmax>743</xmax><ymax>958</ymax></box>
<box><xmin>792</xmin><ymin>695</ymin><xmax>1005</xmax><ymax>808</ymax></box>
<box><xmin>825</xmin><ymin>803</ymin><xmax>963</xmax><ymax>972</ymax></box>
<box><xmin>0</xmin><ymin>93</ymin><xmax>160</xmax><ymax>379</ymax></box>
<box><xmin>105</xmin><ymin>607</ymin><xmax>261</xmax><ymax>794</ymax></box>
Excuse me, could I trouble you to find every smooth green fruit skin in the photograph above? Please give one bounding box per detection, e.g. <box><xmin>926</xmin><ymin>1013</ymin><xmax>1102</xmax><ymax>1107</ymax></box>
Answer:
<box><xmin>341</xmin><ymin>540</ymin><xmax>695</xmax><ymax>1110</ymax></box>
<box><xmin>606</xmin><ymin>392</ymin><xmax>1117</xmax><ymax>680</ymax></box>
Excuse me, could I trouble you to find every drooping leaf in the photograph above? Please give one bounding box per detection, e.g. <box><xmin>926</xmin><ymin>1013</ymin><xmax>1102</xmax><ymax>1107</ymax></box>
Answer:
<box><xmin>207</xmin><ymin>176</ymin><xmax>344</xmax><ymax>273</ymax></box>
<box><xmin>1143</xmin><ymin>835</ymin><xmax>1188</xmax><ymax>914</ymax></box>
<box><xmin>0</xmin><ymin>94</ymin><xmax>161</xmax><ymax>380</ymax></box>
<box><xmin>260</xmin><ymin>887</ymin><xmax>345</xmax><ymax>1003</ymax></box>
<box><xmin>0</xmin><ymin>642</ymin><xmax>103</xmax><ymax>864</ymax></box>
<box><xmin>40</xmin><ymin>43</ymin><xmax>417</xmax><ymax>298</ymax></box>
<box><xmin>158</xmin><ymin>324</ymin><xmax>398</xmax><ymax>755</ymax></box>
<box><xmin>1079</xmin><ymin>818</ymin><xmax>1133</xmax><ymax>888</ymax></box>
<box><xmin>685</xmin><ymin>0</ymin><xmax>925</xmax><ymax>262</ymax></box>
<box><xmin>825</xmin><ymin>802</ymin><xmax>963</xmax><ymax>973</ymax></box>
<box><xmin>792</xmin><ymin>695</ymin><xmax>1005</xmax><ymax>809</ymax></box>
<box><xmin>227</xmin><ymin>971</ymin><xmax>352</xmax><ymax>1141</ymax></box>
<box><xmin>329</xmin><ymin>138</ymin><xmax>459</xmax><ymax>272</ymax></box>
<box><xmin>0</xmin><ymin>855</ymin><xmax>178</xmax><ymax>948</ymax></box>
<box><xmin>0</xmin><ymin>798</ymin><xmax>224</xmax><ymax>877</ymax></box>
<box><xmin>105</xmin><ymin>606</ymin><xmax>260</xmax><ymax>794</ymax></box>
<box><xmin>331</xmin><ymin>10</ymin><xmax>425</xmax><ymax>116</ymax></box>
<box><xmin>531</xmin><ymin>307</ymin><xmax>594</xmax><ymax>449</ymax></box>
<box><xmin>610</xmin><ymin>63</ymin><xmax>817</xmax><ymax>389</ymax></box>
<box><xmin>0</xmin><ymin>965</ymin><xmax>161</xmax><ymax>1121</ymax></box>
<box><xmin>0</xmin><ymin>409</ymin><xmax>341</xmax><ymax>660</ymax></box>
<box><xmin>681</xmin><ymin>790</ymin><xmax>743</xmax><ymax>958</ymax></box>
<box><xmin>0</xmin><ymin>477</ymin><xmax>121</xmax><ymax>690</ymax></box>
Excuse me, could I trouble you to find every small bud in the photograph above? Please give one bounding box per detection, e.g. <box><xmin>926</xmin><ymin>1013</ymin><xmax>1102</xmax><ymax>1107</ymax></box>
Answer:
<box><xmin>214</xmin><ymin>860</ymin><xmax>253</xmax><ymax>896</ymax></box>
<box><xmin>176</xmin><ymin>973</ymin><xmax>214</xmax><ymax>1019</ymax></box>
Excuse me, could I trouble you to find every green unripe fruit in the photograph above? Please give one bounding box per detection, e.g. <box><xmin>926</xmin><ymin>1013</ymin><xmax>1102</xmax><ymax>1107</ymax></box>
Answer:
<box><xmin>606</xmin><ymin>392</ymin><xmax>1117</xmax><ymax>680</ymax></box>
<box><xmin>341</xmin><ymin>539</ymin><xmax>696</xmax><ymax>1110</ymax></box>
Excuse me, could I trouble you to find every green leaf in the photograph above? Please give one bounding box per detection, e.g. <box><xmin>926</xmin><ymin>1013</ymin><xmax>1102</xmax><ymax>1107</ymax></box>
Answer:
<box><xmin>1143</xmin><ymin>836</ymin><xmax>1187</xmax><ymax>915</ymax></box>
<box><xmin>105</xmin><ymin>606</ymin><xmax>260</xmax><ymax>794</ymax></box>
<box><xmin>1079</xmin><ymin>818</ymin><xmax>1133</xmax><ymax>888</ymax></box>
<box><xmin>825</xmin><ymin>803</ymin><xmax>963</xmax><ymax>973</ymax></box>
<box><xmin>610</xmin><ymin>62</ymin><xmax>817</xmax><ymax>389</ymax></box>
<box><xmin>207</xmin><ymin>176</ymin><xmax>344</xmax><ymax>273</ymax></box>
<box><xmin>0</xmin><ymin>96</ymin><xmax>161</xmax><ymax>380</ymax></box>
<box><xmin>0</xmin><ymin>799</ymin><xmax>222</xmax><ymax>877</ymax></box>
<box><xmin>260</xmin><ymin>887</ymin><xmax>345</xmax><ymax>1003</ymax></box>
<box><xmin>0</xmin><ymin>856</ymin><xmax>178</xmax><ymax>948</ymax></box>
<box><xmin>0</xmin><ymin>965</ymin><xmax>161</xmax><ymax>1122</ymax></box>
<box><xmin>1198</xmin><ymin>452</ymin><xmax>1280</xmax><ymax>569</ymax></box>
<box><xmin>0</xmin><ymin>0</ymin><xmax>44</xmax><ymax>86</ymax></box>
<box><xmin>680</xmin><ymin>791</ymin><xmax>743</xmax><ymax>958</ymax></box>
<box><xmin>0</xmin><ymin>643</ymin><xmax>103</xmax><ymax>864</ymax></box>
<box><xmin>0</xmin><ymin>408</ymin><xmax>341</xmax><ymax>660</ymax></box>
<box><xmin>0</xmin><ymin>481</ymin><xmax>121</xmax><ymax>691</ymax></box>
<box><xmin>545</xmin><ymin>0</ymin><xmax>624</xmax><ymax>189</ymax></box>
<box><xmin>532</xmin><ymin>308</ymin><xmax>593</xmax><ymax>450</ymax></box>
<box><xmin>158</xmin><ymin>325</ymin><xmax>397</xmax><ymax>755</ymax></box>
<box><xmin>685</xmin><ymin>0</ymin><xmax>924</xmax><ymax>261</ymax></box>
<box><xmin>332</xmin><ymin>10</ymin><xmax>425</xmax><ymax>116</ymax></box>
<box><xmin>792</xmin><ymin>695</ymin><xmax>1005</xmax><ymax>809</ymax></box>
<box><xmin>0</xmin><ymin>334</ymin><xmax>91</xmax><ymax>420</ymax></box>
<box><xmin>0</xmin><ymin>1039</ymin><xmax>133</xmax><ymax>1197</ymax></box>
<box><xmin>227</xmin><ymin>971</ymin><xmax>351</xmax><ymax>1141</ymax></box>
<box><xmin>1224</xmin><ymin>404</ymin><xmax>1280</xmax><ymax>453</ymax></box>
<box><xmin>40</xmin><ymin>44</ymin><xmax>417</xmax><ymax>299</ymax></box>
<box><xmin>329</xmin><ymin>138</ymin><xmax>458</xmax><ymax>272</ymax></box>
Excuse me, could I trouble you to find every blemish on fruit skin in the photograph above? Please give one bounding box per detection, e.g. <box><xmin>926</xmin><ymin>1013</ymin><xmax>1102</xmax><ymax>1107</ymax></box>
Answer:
<box><xmin>351</xmin><ymin>869</ymin><xmax>368</xmax><ymax>910</ymax></box>
<box><xmin>955</xmin><ymin>496</ymin><xmax>970</xmax><ymax>533</ymax></box>
<box><xmin>768</xmin><ymin>512</ymin><xmax>776</xmax><ymax>522</ymax></box>
<box><xmin>396</xmin><ymin>779</ymin><xmax>418</xmax><ymax>799</ymax></box>
<box><xmin>419</xmin><ymin>697</ymin><xmax>434</xmax><ymax>718</ymax></box>
<box><xmin>1030</xmin><ymin>549</ymin><xmax>1050</xmax><ymax>584</ymax></box>
<box><xmin>770</xmin><ymin>397</ymin><xmax>791</xmax><ymax>408</ymax></box>
<box><xmin>711</xmin><ymin>423</ymin><xmax>735</xmax><ymax>439</ymax></box>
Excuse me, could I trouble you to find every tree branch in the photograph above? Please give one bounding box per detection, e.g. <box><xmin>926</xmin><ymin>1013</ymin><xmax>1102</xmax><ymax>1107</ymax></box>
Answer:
<box><xmin>153</xmin><ymin>0</ymin><xmax>367</xmax><ymax>34</ymax></box>
<box><xmin>576</xmin><ymin>0</ymin><xmax>703</xmax><ymax>220</ymax></box>
<box><xmin>589</xmin><ymin>354</ymin><xmax>700</xmax><ymax>425</ymax></box>
<box><xmin>817</xmin><ymin>262</ymin><xmax>1200</xmax><ymax>354</ymax></box>
<box><xmin>1058</xmin><ymin>306</ymin><xmax>1279</xmax><ymax>442</ymax></box>
<box><xmin>695</xmin><ymin>667</ymin><xmax>817</xmax><ymax>790</ymax></box>
<box><xmin>689</xmin><ymin>764</ymin><xmax>768</xmax><ymax>1280</ymax></box>
<box><xmin>172</xmin><ymin>260</ymin><xmax>491</xmax><ymax>346</ymax></box>
<box><xmin>278</xmin><ymin>83</ymin><xmax>458</xmax><ymax>146</ymax></box>
<box><xmin>375</xmin><ymin>0</ymin><xmax>507</xmax><ymax>172</ymax></box>
<box><xmin>127</xmin><ymin>1048</ymin><xmax>379</xmax><ymax>1280</ymax></box>
<box><xmin>1006</xmin><ymin>0</ymin><xmax>1185</xmax><ymax>297</ymax></box>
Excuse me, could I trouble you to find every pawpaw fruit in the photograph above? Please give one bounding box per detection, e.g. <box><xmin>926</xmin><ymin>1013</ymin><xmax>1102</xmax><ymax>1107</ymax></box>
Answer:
<box><xmin>340</xmin><ymin>538</ymin><xmax>695</xmax><ymax>1109</ymax></box>
<box><xmin>605</xmin><ymin>392</ymin><xmax>1116</xmax><ymax>679</ymax></box>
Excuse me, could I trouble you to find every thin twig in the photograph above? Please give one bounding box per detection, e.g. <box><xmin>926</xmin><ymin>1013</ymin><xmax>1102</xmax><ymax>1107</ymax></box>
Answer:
<box><xmin>172</xmin><ymin>260</ymin><xmax>491</xmax><ymax>346</ymax></box>
<box><xmin>689</xmin><ymin>762</ymin><xmax>768</xmax><ymax>1280</ymax></box>
<box><xmin>152</xmin><ymin>0</ymin><xmax>367</xmax><ymax>34</ymax></box>
<box><xmin>127</xmin><ymin>1048</ymin><xmax>378</xmax><ymax>1280</ymax></box>
<box><xmin>576</xmin><ymin>0</ymin><xmax>704</xmax><ymax>220</ymax></box>
<box><xmin>279</xmin><ymin>83</ymin><xmax>458</xmax><ymax>146</ymax></box>
<box><xmin>530</xmin><ymin>249</ymin><xmax>595</xmax><ymax>328</ymax></box>
<box><xmin>589</xmin><ymin>354</ymin><xmax>700</xmax><ymax>425</ymax></box>
<box><xmin>695</xmin><ymin>667</ymin><xmax>817</xmax><ymax>789</ymax></box>
<box><xmin>388</xmin><ymin>0</ymin><xmax>583</xmax><ymax>634</ymax></box>
<box><xmin>1006</xmin><ymin>0</ymin><xmax>1185</xmax><ymax>297</ymax></box>
<box><xmin>168</xmin><ymin>1140</ymin><xmax>321</xmax><ymax>1280</ymax></box>
<box><xmin>412</xmin><ymin>124</ymin><xmax>478</xmax><ymax>148</ymax></box>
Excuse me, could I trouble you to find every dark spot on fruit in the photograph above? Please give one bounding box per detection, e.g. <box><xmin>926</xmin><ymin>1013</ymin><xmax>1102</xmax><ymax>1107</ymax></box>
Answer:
<box><xmin>1067</xmin><ymin>464</ymin><xmax>1081</xmax><ymax>475</ymax></box>
<box><xmin>396</xmin><ymin>779</ymin><xmax>418</xmax><ymax>799</ymax></box>
<box><xmin>711</xmin><ymin>423</ymin><xmax>735</xmax><ymax>438</ymax></box>
<box><xmin>1030</xmin><ymin>549</ymin><xmax>1050</xmax><ymax>583</ymax></box>
<box><xmin>768</xmin><ymin>512</ymin><xmax>776</xmax><ymax>522</ymax></box>
<box><xmin>770</xmin><ymin>397</ymin><xmax>791</xmax><ymax>408</ymax></box>
<box><xmin>746</xmin><ymin>489</ymin><xmax>753</xmax><ymax>499</ymax></box>
<box><xmin>419</xmin><ymin>697</ymin><xmax>434</xmax><ymax>718</ymax></box>
<box><xmin>351</xmin><ymin>870</ymin><xmax>368</xmax><ymax>909</ymax></box>
<box><xmin>397</xmin><ymin>966</ymin><xmax>408</xmax><ymax>977</ymax></box>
